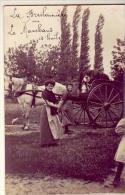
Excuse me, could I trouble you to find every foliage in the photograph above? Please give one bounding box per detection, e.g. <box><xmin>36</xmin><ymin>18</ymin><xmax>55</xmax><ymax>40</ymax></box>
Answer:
<box><xmin>40</xmin><ymin>46</ymin><xmax>61</xmax><ymax>82</ymax></box>
<box><xmin>94</xmin><ymin>14</ymin><xmax>105</xmax><ymax>72</ymax></box>
<box><xmin>79</xmin><ymin>8</ymin><xmax>90</xmax><ymax>89</ymax></box>
<box><xmin>4</xmin><ymin>41</ymin><xmax>37</xmax><ymax>78</ymax></box>
<box><xmin>110</xmin><ymin>38</ymin><xmax>125</xmax><ymax>82</ymax></box>
<box><xmin>4</xmin><ymin>42</ymin><xmax>61</xmax><ymax>84</ymax></box>
<box><xmin>58</xmin><ymin>6</ymin><xmax>72</xmax><ymax>81</ymax></box>
<box><xmin>71</xmin><ymin>5</ymin><xmax>82</xmax><ymax>78</ymax></box>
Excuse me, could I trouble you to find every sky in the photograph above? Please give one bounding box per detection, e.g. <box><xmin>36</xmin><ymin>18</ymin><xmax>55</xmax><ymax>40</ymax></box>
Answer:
<box><xmin>4</xmin><ymin>5</ymin><xmax>125</xmax><ymax>76</ymax></box>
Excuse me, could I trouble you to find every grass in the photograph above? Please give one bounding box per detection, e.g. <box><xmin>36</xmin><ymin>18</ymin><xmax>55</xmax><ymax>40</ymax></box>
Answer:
<box><xmin>5</xmin><ymin>131</ymin><xmax>120</xmax><ymax>181</ymax></box>
<box><xmin>5</xmin><ymin>100</ymin><xmax>41</xmax><ymax>124</ymax></box>
<box><xmin>5</xmin><ymin>100</ymin><xmax>120</xmax><ymax>181</ymax></box>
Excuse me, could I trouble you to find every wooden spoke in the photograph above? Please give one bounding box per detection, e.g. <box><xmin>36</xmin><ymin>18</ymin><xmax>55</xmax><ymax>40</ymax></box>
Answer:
<box><xmin>89</xmin><ymin>100</ymin><xmax>103</xmax><ymax>107</ymax></box>
<box><xmin>77</xmin><ymin>110</ymin><xmax>84</xmax><ymax>122</ymax></box>
<box><xmin>110</xmin><ymin>104</ymin><xmax>122</xmax><ymax>111</ymax></box>
<box><xmin>105</xmin><ymin>86</ymin><xmax>108</xmax><ymax>102</ymax></box>
<box><xmin>73</xmin><ymin>107</ymin><xmax>82</xmax><ymax>116</ymax></box>
<box><xmin>83</xmin><ymin>110</ymin><xmax>86</xmax><ymax>124</ymax></box>
<box><xmin>108</xmin><ymin>110</ymin><xmax>115</xmax><ymax>125</ymax></box>
<box><xmin>111</xmin><ymin>101</ymin><xmax>123</xmax><ymax>105</ymax></box>
<box><xmin>99</xmin><ymin>87</ymin><xmax>104</xmax><ymax>100</ymax></box>
<box><xmin>109</xmin><ymin>108</ymin><xmax>121</xmax><ymax>118</ymax></box>
<box><xmin>89</xmin><ymin>106</ymin><xmax>102</xmax><ymax>110</ymax></box>
<box><xmin>89</xmin><ymin>110</ymin><xmax>96</xmax><ymax>118</ymax></box>
<box><xmin>92</xmin><ymin>93</ymin><xmax>103</xmax><ymax>103</ymax></box>
<box><xmin>109</xmin><ymin>93</ymin><xmax>120</xmax><ymax>104</ymax></box>
<box><xmin>105</xmin><ymin>110</ymin><xmax>108</xmax><ymax>128</ymax></box>
<box><xmin>96</xmin><ymin>110</ymin><xmax>105</xmax><ymax>123</ymax></box>
<box><xmin>93</xmin><ymin>108</ymin><xmax>103</xmax><ymax>121</ymax></box>
<box><xmin>72</xmin><ymin>105</ymin><xmax>89</xmax><ymax>125</ymax></box>
<box><xmin>107</xmin><ymin>88</ymin><xmax>115</xmax><ymax>102</ymax></box>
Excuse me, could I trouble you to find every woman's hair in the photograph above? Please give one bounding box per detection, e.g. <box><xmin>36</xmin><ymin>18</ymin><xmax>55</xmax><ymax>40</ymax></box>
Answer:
<box><xmin>45</xmin><ymin>79</ymin><xmax>55</xmax><ymax>87</ymax></box>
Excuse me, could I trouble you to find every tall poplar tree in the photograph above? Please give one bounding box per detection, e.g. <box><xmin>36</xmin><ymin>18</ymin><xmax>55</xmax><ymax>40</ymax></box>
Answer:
<box><xmin>79</xmin><ymin>8</ymin><xmax>90</xmax><ymax>89</ymax></box>
<box><xmin>94</xmin><ymin>14</ymin><xmax>104</xmax><ymax>72</ymax></box>
<box><xmin>71</xmin><ymin>5</ymin><xmax>81</xmax><ymax>78</ymax></box>
<box><xmin>58</xmin><ymin>6</ymin><xmax>72</xmax><ymax>81</ymax></box>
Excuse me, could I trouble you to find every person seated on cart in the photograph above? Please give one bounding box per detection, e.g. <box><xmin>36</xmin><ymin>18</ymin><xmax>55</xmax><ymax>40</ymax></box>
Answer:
<box><xmin>88</xmin><ymin>68</ymin><xmax>109</xmax><ymax>80</ymax></box>
<box><xmin>81</xmin><ymin>69</ymin><xmax>109</xmax><ymax>92</ymax></box>
<box><xmin>81</xmin><ymin>73</ymin><xmax>91</xmax><ymax>93</ymax></box>
<box><xmin>59</xmin><ymin>82</ymin><xmax>75</xmax><ymax>134</ymax></box>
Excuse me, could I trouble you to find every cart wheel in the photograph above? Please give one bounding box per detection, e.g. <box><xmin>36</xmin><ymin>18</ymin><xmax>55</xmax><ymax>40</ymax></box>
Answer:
<box><xmin>58</xmin><ymin>102</ymin><xmax>89</xmax><ymax>125</ymax></box>
<box><xmin>71</xmin><ymin>101</ymin><xmax>90</xmax><ymax>125</ymax></box>
<box><xmin>87</xmin><ymin>83</ymin><xmax>123</xmax><ymax>128</ymax></box>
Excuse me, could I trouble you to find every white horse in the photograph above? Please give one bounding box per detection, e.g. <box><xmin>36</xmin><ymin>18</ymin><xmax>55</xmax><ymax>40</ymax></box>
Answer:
<box><xmin>5</xmin><ymin>76</ymin><xmax>66</xmax><ymax>130</ymax></box>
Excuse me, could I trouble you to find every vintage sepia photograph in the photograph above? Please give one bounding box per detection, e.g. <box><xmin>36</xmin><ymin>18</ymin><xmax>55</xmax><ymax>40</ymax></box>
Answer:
<box><xmin>3</xmin><ymin>1</ymin><xmax>125</xmax><ymax>194</ymax></box>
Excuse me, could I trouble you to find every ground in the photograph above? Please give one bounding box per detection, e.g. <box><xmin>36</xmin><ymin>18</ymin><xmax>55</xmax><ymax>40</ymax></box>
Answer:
<box><xmin>5</xmin><ymin>172</ymin><xmax>125</xmax><ymax>195</ymax></box>
<box><xmin>5</xmin><ymin>125</ymin><xmax>125</xmax><ymax>195</ymax></box>
<box><xmin>5</xmin><ymin>101</ymin><xmax>125</xmax><ymax>194</ymax></box>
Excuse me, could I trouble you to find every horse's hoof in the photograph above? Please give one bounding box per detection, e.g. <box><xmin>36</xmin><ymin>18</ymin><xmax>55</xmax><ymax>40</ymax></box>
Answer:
<box><xmin>24</xmin><ymin>126</ymin><xmax>29</xmax><ymax>130</ymax></box>
<box><xmin>12</xmin><ymin>118</ymin><xmax>18</xmax><ymax>124</ymax></box>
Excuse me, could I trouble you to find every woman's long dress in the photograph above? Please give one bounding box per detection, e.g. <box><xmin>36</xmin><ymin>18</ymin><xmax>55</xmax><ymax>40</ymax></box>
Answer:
<box><xmin>40</xmin><ymin>89</ymin><xmax>63</xmax><ymax>146</ymax></box>
<box><xmin>114</xmin><ymin>118</ymin><xmax>125</xmax><ymax>164</ymax></box>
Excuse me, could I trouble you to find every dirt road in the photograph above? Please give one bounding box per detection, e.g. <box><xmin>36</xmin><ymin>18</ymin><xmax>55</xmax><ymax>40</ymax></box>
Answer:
<box><xmin>6</xmin><ymin>172</ymin><xmax>125</xmax><ymax>195</ymax></box>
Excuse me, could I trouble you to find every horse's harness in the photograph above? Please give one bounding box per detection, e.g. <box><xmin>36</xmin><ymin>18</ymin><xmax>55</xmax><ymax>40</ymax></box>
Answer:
<box><xmin>12</xmin><ymin>83</ymin><xmax>42</xmax><ymax>107</ymax></box>
<box><xmin>11</xmin><ymin>83</ymin><xmax>62</xmax><ymax>107</ymax></box>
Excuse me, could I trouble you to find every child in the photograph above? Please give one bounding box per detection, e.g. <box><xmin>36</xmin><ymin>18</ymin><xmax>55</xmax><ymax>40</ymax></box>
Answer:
<box><xmin>113</xmin><ymin>118</ymin><xmax>125</xmax><ymax>187</ymax></box>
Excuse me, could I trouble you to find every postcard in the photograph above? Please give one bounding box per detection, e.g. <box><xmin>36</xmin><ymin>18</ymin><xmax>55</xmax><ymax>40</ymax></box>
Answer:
<box><xmin>1</xmin><ymin>1</ymin><xmax>125</xmax><ymax>195</ymax></box>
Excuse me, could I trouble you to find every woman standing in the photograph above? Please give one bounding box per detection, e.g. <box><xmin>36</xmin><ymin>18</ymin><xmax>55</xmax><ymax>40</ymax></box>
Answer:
<box><xmin>113</xmin><ymin>118</ymin><xmax>125</xmax><ymax>187</ymax></box>
<box><xmin>40</xmin><ymin>80</ymin><xmax>63</xmax><ymax>147</ymax></box>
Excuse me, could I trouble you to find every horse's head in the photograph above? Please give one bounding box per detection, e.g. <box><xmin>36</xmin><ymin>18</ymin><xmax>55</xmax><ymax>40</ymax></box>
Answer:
<box><xmin>6</xmin><ymin>77</ymin><xmax>25</xmax><ymax>96</ymax></box>
<box><xmin>4</xmin><ymin>76</ymin><xmax>11</xmax><ymax>96</ymax></box>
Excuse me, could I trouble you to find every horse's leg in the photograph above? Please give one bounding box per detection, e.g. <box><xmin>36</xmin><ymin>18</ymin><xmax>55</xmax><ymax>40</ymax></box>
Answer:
<box><xmin>24</xmin><ymin>104</ymin><xmax>31</xmax><ymax>130</ymax></box>
<box><xmin>11</xmin><ymin>102</ymin><xmax>24</xmax><ymax>125</ymax></box>
<box><xmin>19</xmin><ymin>103</ymin><xmax>26</xmax><ymax>129</ymax></box>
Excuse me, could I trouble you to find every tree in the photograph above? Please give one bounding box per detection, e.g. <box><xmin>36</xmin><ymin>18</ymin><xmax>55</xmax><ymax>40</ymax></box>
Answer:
<box><xmin>15</xmin><ymin>47</ymin><xmax>28</xmax><ymax>77</ymax></box>
<box><xmin>79</xmin><ymin>8</ymin><xmax>90</xmax><ymax>89</ymax></box>
<box><xmin>4</xmin><ymin>48</ymin><xmax>16</xmax><ymax>76</ymax></box>
<box><xmin>58</xmin><ymin>6</ymin><xmax>72</xmax><ymax>82</ymax></box>
<box><xmin>4</xmin><ymin>41</ymin><xmax>61</xmax><ymax>84</ymax></box>
<box><xmin>4</xmin><ymin>41</ymin><xmax>37</xmax><ymax>78</ymax></box>
<box><xmin>71</xmin><ymin>5</ymin><xmax>82</xmax><ymax>78</ymax></box>
<box><xmin>94</xmin><ymin>14</ymin><xmax>104</xmax><ymax>72</ymax></box>
<box><xmin>110</xmin><ymin>38</ymin><xmax>125</xmax><ymax>82</ymax></box>
<box><xmin>43</xmin><ymin>46</ymin><xmax>61</xmax><ymax>81</ymax></box>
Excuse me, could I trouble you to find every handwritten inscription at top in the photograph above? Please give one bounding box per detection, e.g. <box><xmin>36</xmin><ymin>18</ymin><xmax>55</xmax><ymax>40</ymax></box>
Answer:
<box><xmin>10</xmin><ymin>8</ymin><xmax>23</xmax><ymax>19</ymax></box>
<box><xmin>10</xmin><ymin>6</ymin><xmax>65</xmax><ymax>20</ymax></box>
<box><xmin>8</xmin><ymin>6</ymin><xmax>62</xmax><ymax>41</ymax></box>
